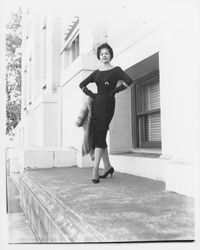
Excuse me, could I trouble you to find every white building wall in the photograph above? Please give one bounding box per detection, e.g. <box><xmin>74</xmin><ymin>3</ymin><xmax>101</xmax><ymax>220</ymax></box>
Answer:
<box><xmin>158</xmin><ymin>3</ymin><xmax>199</xmax><ymax>196</ymax></box>
<box><xmin>79</xmin><ymin>13</ymin><xmax>94</xmax><ymax>55</ymax></box>
<box><xmin>10</xmin><ymin>7</ymin><xmax>78</xmax><ymax>172</ymax></box>
<box><xmin>103</xmin><ymin>1</ymin><xmax>199</xmax><ymax>196</ymax></box>
<box><xmin>62</xmin><ymin>73</ymin><xmax>84</xmax><ymax>150</ymax></box>
<box><xmin>32</xmin><ymin>13</ymin><xmax>42</xmax><ymax>101</ymax></box>
<box><xmin>52</xmin><ymin>18</ymin><xmax>61</xmax><ymax>88</ymax></box>
<box><xmin>109</xmin><ymin>88</ymin><xmax>132</xmax><ymax>153</ymax></box>
<box><xmin>58</xmin><ymin>1</ymin><xmax>199</xmax><ymax>196</ymax></box>
<box><xmin>60</xmin><ymin>53</ymin><xmax>98</xmax><ymax>167</ymax></box>
<box><xmin>10</xmin><ymin>1</ymin><xmax>199</xmax><ymax>196</ymax></box>
<box><xmin>22</xmin><ymin>10</ymin><xmax>61</xmax><ymax>148</ymax></box>
<box><xmin>43</xmin><ymin>97</ymin><xmax>59</xmax><ymax>147</ymax></box>
<box><xmin>34</xmin><ymin>103</ymin><xmax>43</xmax><ymax>147</ymax></box>
<box><xmin>159</xmin><ymin>5</ymin><xmax>198</xmax><ymax>163</ymax></box>
<box><xmin>107</xmin><ymin>6</ymin><xmax>163</xmax><ymax>153</ymax></box>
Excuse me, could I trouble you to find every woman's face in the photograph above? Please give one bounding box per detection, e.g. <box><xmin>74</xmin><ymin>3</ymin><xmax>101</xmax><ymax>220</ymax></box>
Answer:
<box><xmin>99</xmin><ymin>48</ymin><xmax>111</xmax><ymax>63</ymax></box>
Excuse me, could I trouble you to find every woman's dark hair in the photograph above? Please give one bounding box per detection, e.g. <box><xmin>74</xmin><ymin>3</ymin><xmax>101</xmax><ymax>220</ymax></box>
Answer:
<box><xmin>97</xmin><ymin>43</ymin><xmax>114</xmax><ymax>60</ymax></box>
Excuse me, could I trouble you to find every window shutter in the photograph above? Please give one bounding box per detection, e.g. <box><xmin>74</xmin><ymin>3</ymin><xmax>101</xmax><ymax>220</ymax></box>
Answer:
<box><xmin>145</xmin><ymin>112</ymin><xmax>161</xmax><ymax>141</ymax></box>
<box><xmin>136</xmin><ymin>72</ymin><xmax>161</xmax><ymax>147</ymax></box>
<box><xmin>143</xmin><ymin>81</ymin><xmax>161</xmax><ymax>142</ymax></box>
<box><xmin>143</xmin><ymin>81</ymin><xmax>160</xmax><ymax>111</ymax></box>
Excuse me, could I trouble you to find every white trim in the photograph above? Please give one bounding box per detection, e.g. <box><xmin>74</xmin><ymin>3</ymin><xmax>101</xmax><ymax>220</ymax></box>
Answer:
<box><xmin>131</xmin><ymin>148</ymin><xmax>161</xmax><ymax>155</ymax></box>
<box><xmin>122</xmin><ymin>82</ymin><xmax>129</xmax><ymax>88</ymax></box>
<box><xmin>60</xmin><ymin>54</ymin><xmax>97</xmax><ymax>88</ymax></box>
<box><xmin>42</xmin><ymin>16</ymin><xmax>47</xmax><ymax>30</ymax></box>
<box><xmin>60</xmin><ymin>25</ymin><xmax>79</xmax><ymax>55</ymax></box>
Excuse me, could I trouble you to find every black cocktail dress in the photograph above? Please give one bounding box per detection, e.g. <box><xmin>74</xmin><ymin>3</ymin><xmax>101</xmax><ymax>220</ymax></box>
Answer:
<box><xmin>79</xmin><ymin>66</ymin><xmax>133</xmax><ymax>149</ymax></box>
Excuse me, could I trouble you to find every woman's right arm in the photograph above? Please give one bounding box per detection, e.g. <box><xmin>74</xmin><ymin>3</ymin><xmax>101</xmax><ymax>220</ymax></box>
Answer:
<box><xmin>79</xmin><ymin>71</ymin><xmax>96</xmax><ymax>99</ymax></box>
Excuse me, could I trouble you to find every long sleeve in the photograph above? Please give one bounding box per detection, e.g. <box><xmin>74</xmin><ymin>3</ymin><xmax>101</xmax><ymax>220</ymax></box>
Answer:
<box><xmin>117</xmin><ymin>67</ymin><xmax>133</xmax><ymax>87</ymax></box>
<box><xmin>79</xmin><ymin>71</ymin><xmax>97</xmax><ymax>99</ymax></box>
<box><xmin>110</xmin><ymin>67</ymin><xmax>133</xmax><ymax>96</ymax></box>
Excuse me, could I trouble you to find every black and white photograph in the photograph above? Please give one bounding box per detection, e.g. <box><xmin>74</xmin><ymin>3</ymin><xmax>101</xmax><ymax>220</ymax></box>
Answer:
<box><xmin>0</xmin><ymin>0</ymin><xmax>200</xmax><ymax>249</ymax></box>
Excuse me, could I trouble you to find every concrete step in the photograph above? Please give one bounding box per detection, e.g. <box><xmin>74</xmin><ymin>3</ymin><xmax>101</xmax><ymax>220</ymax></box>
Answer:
<box><xmin>19</xmin><ymin>170</ymin><xmax>105</xmax><ymax>242</ymax></box>
<box><xmin>8</xmin><ymin>213</ymin><xmax>38</xmax><ymax>243</ymax></box>
<box><xmin>7</xmin><ymin>176</ymin><xmax>37</xmax><ymax>243</ymax></box>
<box><xmin>18</xmin><ymin>167</ymin><xmax>194</xmax><ymax>243</ymax></box>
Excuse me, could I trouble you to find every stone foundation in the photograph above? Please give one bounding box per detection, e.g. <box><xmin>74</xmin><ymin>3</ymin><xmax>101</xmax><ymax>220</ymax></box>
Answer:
<box><xmin>19</xmin><ymin>172</ymin><xmax>105</xmax><ymax>242</ymax></box>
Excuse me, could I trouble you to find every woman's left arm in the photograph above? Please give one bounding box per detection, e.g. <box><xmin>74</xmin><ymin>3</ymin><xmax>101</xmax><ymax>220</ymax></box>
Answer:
<box><xmin>111</xmin><ymin>67</ymin><xmax>133</xmax><ymax>95</ymax></box>
<box><xmin>118</xmin><ymin>67</ymin><xmax>133</xmax><ymax>86</ymax></box>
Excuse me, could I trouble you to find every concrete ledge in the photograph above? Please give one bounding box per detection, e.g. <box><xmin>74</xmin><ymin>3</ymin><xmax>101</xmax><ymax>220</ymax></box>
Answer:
<box><xmin>6</xmin><ymin>148</ymin><xmax>21</xmax><ymax>173</ymax></box>
<box><xmin>20</xmin><ymin>148</ymin><xmax>77</xmax><ymax>170</ymax></box>
<box><xmin>6</xmin><ymin>147</ymin><xmax>77</xmax><ymax>172</ymax></box>
<box><xmin>54</xmin><ymin>149</ymin><xmax>77</xmax><ymax>168</ymax></box>
<box><xmin>109</xmin><ymin>153</ymin><xmax>196</xmax><ymax>197</ymax></box>
<box><xmin>10</xmin><ymin>173</ymin><xmax>20</xmax><ymax>189</ymax></box>
<box><xmin>19</xmin><ymin>172</ymin><xmax>106</xmax><ymax>242</ymax></box>
<box><xmin>165</xmin><ymin>160</ymin><xmax>196</xmax><ymax>197</ymax></box>
<box><xmin>109</xmin><ymin>153</ymin><xmax>167</xmax><ymax>182</ymax></box>
<box><xmin>17</xmin><ymin>167</ymin><xmax>194</xmax><ymax>242</ymax></box>
<box><xmin>20</xmin><ymin>150</ymin><xmax>54</xmax><ymax>170</ymax></box>
<box><xmin>8</xmin><ymin>212</ymin><xmax>37</xmax><ymax>243</ymax></box>
<box><xmin>75</xmin><ymin>151</ymin><xmax>93</xmax><ymax>168</ymax></box>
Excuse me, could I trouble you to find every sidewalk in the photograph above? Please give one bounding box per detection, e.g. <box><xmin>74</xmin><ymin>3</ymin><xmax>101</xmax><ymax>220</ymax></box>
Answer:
<box><xmin>20</xmin><ymin>166</ymin><xmax>194</xmax><ymax>242</ymax></box>
<box><xmin>7</xmin><ymin>177</ymin><xmax>37</xmax><ymax>243</ymax></box>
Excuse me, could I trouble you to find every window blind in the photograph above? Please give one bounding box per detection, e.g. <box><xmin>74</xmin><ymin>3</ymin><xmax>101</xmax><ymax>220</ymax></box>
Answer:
<box><xmin>136</xmin><ymin>76</ymin><xmax>161</xmax><ymax>146</ymax></box>
<box><xmin>143</xmin><ymin>81</ymin><xmax>161</xmax><ymax>142</ymax></box>
<box><xmin>143</xmin><ymin>81</ymin><xmax>160</xmax><ymax>111</ymax></box>
<box><xmin>145</xmin><ymin>112</ymin><xmax>161</xmax><ymax>141</ymax></box>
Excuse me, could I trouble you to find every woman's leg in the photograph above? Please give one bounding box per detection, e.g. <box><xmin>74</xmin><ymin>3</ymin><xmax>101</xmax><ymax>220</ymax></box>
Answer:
<box><xmin>101</xmin><ymin>148</ymin><xmax>112</xmax><ymax>174</ymax></box>
<box><xmin>92</xmin><ymin>147</ymin><xmax>105</xmax><ymax>179</ymax></box>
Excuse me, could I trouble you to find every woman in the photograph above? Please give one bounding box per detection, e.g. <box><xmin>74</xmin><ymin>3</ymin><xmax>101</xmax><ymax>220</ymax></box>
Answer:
<box><xmin>79</xmin><ymin>43</ymin><xmax>133</xmax><ymax>183</ymax></box>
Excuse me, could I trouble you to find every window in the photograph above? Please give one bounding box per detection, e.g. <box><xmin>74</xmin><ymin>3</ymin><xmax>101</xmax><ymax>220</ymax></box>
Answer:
<box><xmin>135</xmin><ymin>71</ymin><xmax>161</xmax><ymax>148</ymax></box>
<box><xmin>23</xmin><ymin>67</ymin><xmax>28</xmax><ymax>108</ymax></box>
<box><xmin>61</xmin><ymin>16</ymin><xmax>79</xmax><ymax>69</ymax></box>
<box><xmin>42</xmin><ymin>21</ymin><xmax>47</xmax><ymax>86</ymax></box>
<box><xmin>63</xmin><ymin>34</ymin><xmax>79</xmax><ymax>68</ymax></box>
<box><xmin>28</xmin><ymin>57</ymin><xmax>32</xmax><ymax>103</ymax></box>
<box><xmin>71</xmin><ymin>35</ymin><xmax>79</xmax><ymax>61</ymax></box>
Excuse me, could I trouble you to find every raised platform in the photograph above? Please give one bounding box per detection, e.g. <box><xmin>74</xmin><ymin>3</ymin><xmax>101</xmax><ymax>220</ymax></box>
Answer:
<box><xmin>18</xmin><ymin>167</ymin><xmax>194</xmax><ymax>243</ymax></box>
<box><xmin>6</xmin><ymin>147</ymin><xmax>77</xmax><ymax>173</ymax></box>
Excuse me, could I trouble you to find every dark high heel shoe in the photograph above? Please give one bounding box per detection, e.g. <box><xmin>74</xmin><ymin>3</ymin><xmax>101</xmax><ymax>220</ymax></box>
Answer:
<box><xmin>92</xmin><ymin>179</ymin><xmax>99</xmax><ymax>184</ymax></box>
<box><xmin>99</xmin><ymin>167</ymin><xmax>114</xmax><ymax>179</ymax></box>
